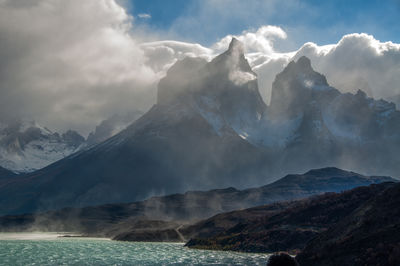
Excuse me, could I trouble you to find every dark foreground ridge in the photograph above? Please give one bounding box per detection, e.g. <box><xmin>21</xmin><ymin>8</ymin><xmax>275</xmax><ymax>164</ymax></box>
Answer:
<box><xmin>0</xmin><ymin>167</ymin><xmax>394</xmax><ymax>242</ymax></box>
<box><xmin>297</xmin><ymin>181</ymin><xmax>400</xmax><ymax>266</ymax></box>
<box><xmin>183</xmin><ymin>182</ymin><xmax>396</xmax><ymax>253</ymax></box>
<box><xmin>183</xmin><ymin>182</ymin><xmax>400</xmax><ymax>265</ymax></box>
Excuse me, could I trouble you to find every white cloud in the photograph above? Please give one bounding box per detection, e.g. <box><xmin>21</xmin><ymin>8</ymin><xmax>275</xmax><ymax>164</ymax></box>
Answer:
<box><xmin>212</xmin><ymin>26</ymin><xmax>287</xmax><ymax>54</ymax></box>
<box><xmin>292</xmin><ymin>33</ymin><xmax>400</xmax><ymax>100</ymax></box>
<box><xmin>220</xmin><ymin>29</ymin><xmax>400</xmax><ymax>104</ymax></box>
<box><xmin>141</xmin><ymin>40</ymin><xmax>213</xmax><ymax>73</ymax></box>
<box><xmin>138</xmin><ymin>13</ymin><xmax>151</xmax><ymax>19</ymax></box>
<box><xmin>0</xmin><ymin>0</ymin><xmax>158</xmax><ymax>135</ymax></box>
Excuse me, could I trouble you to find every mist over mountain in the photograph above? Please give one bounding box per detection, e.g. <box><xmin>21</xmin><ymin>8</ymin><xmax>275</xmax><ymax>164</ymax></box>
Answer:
<box><xmin>0</xmin><ymin>39</ymin><xmax>399</xmax><ymax>215</ymax></box>
<box><xmin>86</xmin><ymin>111</ymin><xmax>143</xmax><ymax>146</ymax></box>
<box><xmin>263</xmin><ymin>56</ymin><xmax>400</xmax><ymax>176</ymax></box>
<box><xmin>0</xmin><ymin>167</ymin><xmax>394</xmax><ymax>235</ymax></box>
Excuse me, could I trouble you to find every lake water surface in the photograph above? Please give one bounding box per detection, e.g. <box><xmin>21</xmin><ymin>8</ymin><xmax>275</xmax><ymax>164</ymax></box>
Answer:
<box><xmin>0</xmin><ymin>233</ymin><xmax>270</xmax><ymax>265</ymax></box>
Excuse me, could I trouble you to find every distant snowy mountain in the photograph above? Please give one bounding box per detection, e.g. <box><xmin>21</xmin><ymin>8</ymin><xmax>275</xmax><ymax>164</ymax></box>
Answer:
<box><xmin>0</xmin><ymin>119</ymin><xmax>85</xmax><ymax>173</ymax></box>
<box><xmin>0</xmin><ymin>111</ymin><xmax>143</xmax><ymax>173</ymax></box>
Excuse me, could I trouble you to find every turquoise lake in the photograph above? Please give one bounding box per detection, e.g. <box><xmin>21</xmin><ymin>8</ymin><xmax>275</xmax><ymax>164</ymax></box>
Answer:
<box><xmin>0</xmin><ymin>233</ymin><xmax>270</xmax><ymax>265</ymax></box>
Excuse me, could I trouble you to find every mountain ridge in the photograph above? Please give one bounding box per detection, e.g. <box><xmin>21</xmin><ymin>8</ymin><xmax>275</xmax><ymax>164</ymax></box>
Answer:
<box><xmin>0</xmin><ymin>119</ymin><xmax>85</xmax><ymax>173</ymax></box>
<box><xmin>0</xmin><ymin>38</ymin><xmax>399</xmax><ymax>215</ymax></box>
<box><xmin>0</xmin><ymin>167</ymin><xmax>395</xmax><ymax>235</ymax></box>
<box><xmin>183</xmin><ymin>182</ymin><xmax>398</xmax><ymax>254</ymax></box>
<box><xmin>297</xmin><ymin>181</ymin><xmax>400</xmax><ymax>266</ymax></box>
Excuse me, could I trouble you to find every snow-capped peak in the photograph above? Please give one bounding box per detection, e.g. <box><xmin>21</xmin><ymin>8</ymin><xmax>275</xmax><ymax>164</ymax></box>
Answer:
<box><xmin>0</xmin><ymin>119</ymin><xmax>85</xmax><ymax>173</ymax></box>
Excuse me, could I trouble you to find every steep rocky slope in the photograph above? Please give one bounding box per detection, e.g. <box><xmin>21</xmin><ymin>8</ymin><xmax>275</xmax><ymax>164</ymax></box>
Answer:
<box><xmin>297</xmin><ymin>183</ymin><xmax>400</xmax><ymax>266</ymax></box>
<box><xmin>183</xmin><ymin>182</ymin><xmax>397</xmax><ymax>254</ymax></box>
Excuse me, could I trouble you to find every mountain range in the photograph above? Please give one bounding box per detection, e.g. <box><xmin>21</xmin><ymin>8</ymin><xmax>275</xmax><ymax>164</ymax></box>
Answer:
<box><xmin>0</xmin><ymin>119</ymin><xmax>85</xmax><ymax>173</ymax></box>
<box><xmin>0</xmin><ymin>38</ymin><xmax>399</xmax><ymax>215</ymax></box>
<box><xmin>0</xmin><ymin>111</ymin><xmax>142</xmax><ymax>173</ymax></box>
<box><xmin>0</xmin><ymin>167</ymin><xmax>394</xmax><ymax>235</ymax></box>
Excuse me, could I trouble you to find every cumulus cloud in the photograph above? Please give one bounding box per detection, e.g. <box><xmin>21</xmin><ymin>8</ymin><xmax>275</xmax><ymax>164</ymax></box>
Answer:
<box><xmin>141</xmin><ymin>40</ymin><xmax>213</xmax><ymax>73</ymax></box>
<box><xmin>218</xmin><ymin>28</ymin><xmax>400</xmax><ymax>105</ymax></box>
<box><xmin>292</xmin><ymin>33</ymin><xmax>400</xmax><ymax>100</ymax></box>
<box><xmin>0</xmin><ymin>0</ymin><xmax>157</xmax><ymax>135</ymax></box>
<box><xmin>212</xmin><ymin>26</ymin><xmax>287</xmax><ymax>54</ymax></box>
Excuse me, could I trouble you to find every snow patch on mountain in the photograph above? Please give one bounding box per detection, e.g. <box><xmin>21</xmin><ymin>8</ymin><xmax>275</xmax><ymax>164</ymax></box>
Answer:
<box><xmin>229</xmin><ymin>70</ymin><xmax>257</xmax><ymax>86</ymax></box>
<box><xmin>0</xmin><ymin>139</ymin><xmax>80</xmax><ymax>173</ymax></box>
<box><xmin>302</xmin><ymin>78</ymin><xmax>333</xmax><ymax>91</ymax></box>
<box><xmin>196</xmin><ymin>96</ymin><xmax>225</xmax><ymax>135</ymax></box>
<box><xmin>0</xmin><ymin>119</ymin><xmax>85</xmax><ymax>173</ymax></box>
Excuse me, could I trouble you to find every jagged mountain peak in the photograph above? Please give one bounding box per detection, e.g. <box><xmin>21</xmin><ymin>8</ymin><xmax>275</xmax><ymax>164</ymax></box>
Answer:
<box><xmin>355</xmin><ymin>89</ymin><xmax>367</xmax><ymax>98</ymax></box>
<box><xmin>269</xmin><ymin>56</ymin><xmax>338</xmax><ymax>117</ymax></box>
<box><xmin>157</xmin><ymin>56</ymin><xmax>207</xmax><ymax>105</ymax></box>
<box><xmin>158</xmin><ymin>38</ymin><xmax>258</xmax><ymax>106</ymax></box>
<box><xmin>280</xmin><ymin>56</ymin><xmax>328</xmax><ymax>86</ymax></box>
<box><xmin>295</xmin><ymin>55</ymin><xmax>312</xmax><ymax>69</ymax></box>
<box><xmin>208</xmin><ymin>38</ymin><xmax>255</xmax><ymax>77</ymax></box>
<box><xmin>228</xmin><ymin>37</ymin><xmax>243</xmax><ymax>52</ymax></box>
<box><xmin>156</xmin><ymin>38</ymin><xmax>265</xmax><ymax>137</ymax></box>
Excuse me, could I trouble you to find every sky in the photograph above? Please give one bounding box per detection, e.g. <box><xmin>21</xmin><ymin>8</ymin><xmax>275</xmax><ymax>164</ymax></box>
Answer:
<box><xmin>0</xmin><ymin>0</ymin><xmax>399</xmax><ymax>135</ymax></box>
<box><xmin>124</xmin><ymin>0</ymin><xmax>400</xmax><ymax>49</ymax></box>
